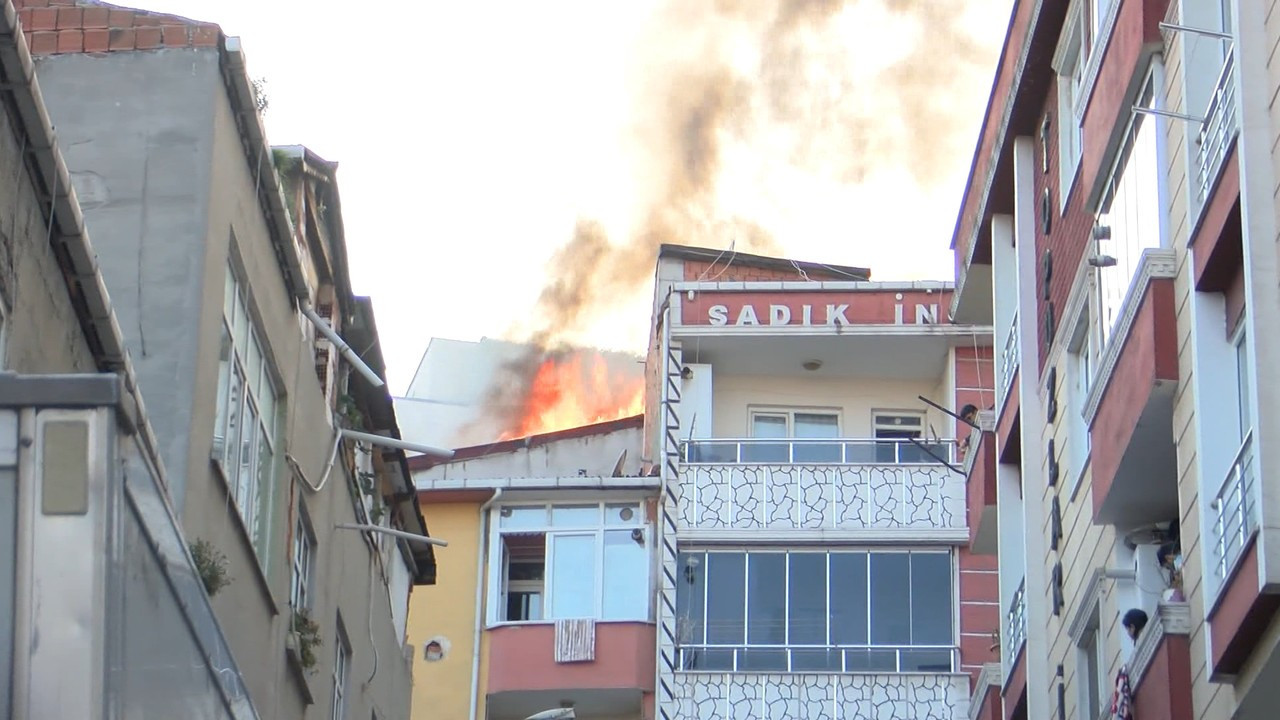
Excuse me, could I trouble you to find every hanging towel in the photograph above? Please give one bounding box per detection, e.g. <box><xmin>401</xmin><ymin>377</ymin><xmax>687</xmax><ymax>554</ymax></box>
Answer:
<box><xmin>554</xmin><ymin>618</ymin><xmax>596</xmax><ymax>663</ymax></box>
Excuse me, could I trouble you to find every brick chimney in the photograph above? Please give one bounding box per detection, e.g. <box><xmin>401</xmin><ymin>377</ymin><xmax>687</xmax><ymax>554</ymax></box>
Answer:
<box><xmin>11</xmin><ymin>0</ymin><xmax>221</xmax><ymax>55</ymax></box>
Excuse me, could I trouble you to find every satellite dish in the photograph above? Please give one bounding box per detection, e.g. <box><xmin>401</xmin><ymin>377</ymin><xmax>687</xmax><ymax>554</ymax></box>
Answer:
<box><xmin>611</xmin><ymin>449</ymin><xmax>628</xmax><ymax>477</ymax></box>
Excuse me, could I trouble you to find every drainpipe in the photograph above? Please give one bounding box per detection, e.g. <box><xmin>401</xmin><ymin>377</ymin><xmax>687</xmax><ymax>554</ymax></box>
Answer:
<box><xmin>469</xmin><ymin>488</ymin><xmax>502</xmax><ymax>720</ymax></box>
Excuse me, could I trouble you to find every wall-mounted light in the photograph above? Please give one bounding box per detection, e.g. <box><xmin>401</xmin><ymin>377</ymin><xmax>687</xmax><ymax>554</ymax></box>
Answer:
<box><xmin>802</xmin><ymin>359</ymin><xmax>823</xmax><ymax>372</ymax></box>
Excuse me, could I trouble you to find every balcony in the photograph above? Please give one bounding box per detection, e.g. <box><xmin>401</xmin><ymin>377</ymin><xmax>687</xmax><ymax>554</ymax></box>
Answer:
<box><xmin>965</xmin><ymin>418</ymin><xmax>998</xmax><ymax>554</ymax></box>
<box><xmin>1196</xmin><ymin>47</ymin><xmax>1238</xmax><ymax>206</ymax></box>
<box><xmin>670</xmin><ymin>672</ymin><xmax>969</xmax><ymax>718</ymax></box>
<box><xmin>1128</xmin><ymin>603</ymin><xmax>1193</xmax><ymax>717</ymax></box>
<box><xmin>677</xmin><ymin>438</ymin><xmax>966</xmax><ymax>538</ymax></box>
<box><xmin>1085</xmin><ymin>250</ymin><xmax>1179</xmax><ymax>525</ymax></box>
<box><xmin>1210</xmin><ymin>434</ymin><xmax>1257</xmax><ymax>593</ymax></box>
<box><xmin>485</xmin><ymin>621</ymin><xmax>655</xmax><ymax>720</ymax></box>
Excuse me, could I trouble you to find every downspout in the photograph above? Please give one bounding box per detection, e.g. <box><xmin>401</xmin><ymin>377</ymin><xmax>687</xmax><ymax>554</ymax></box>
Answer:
<box><xmin>469</xmin><ymin>488</ymin><xmax>502</xmax><ymax>720</ymax></box>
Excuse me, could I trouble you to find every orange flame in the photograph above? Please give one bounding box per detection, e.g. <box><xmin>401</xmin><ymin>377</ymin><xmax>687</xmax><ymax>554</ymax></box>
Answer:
<box><xmin>499</xmin><ymin>353</ymin><xmax>644</xmax><ymax>440</ymax></box>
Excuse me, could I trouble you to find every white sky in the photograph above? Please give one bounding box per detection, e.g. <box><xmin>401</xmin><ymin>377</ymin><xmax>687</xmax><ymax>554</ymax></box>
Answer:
<box><xmin>132</xmin><ymin>1</ymin><xmax>1012</xmax><ymax>393</ymax></box>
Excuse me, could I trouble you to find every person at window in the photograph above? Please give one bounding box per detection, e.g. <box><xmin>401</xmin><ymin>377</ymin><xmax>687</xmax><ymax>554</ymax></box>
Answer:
<box><xmin>958</xmin><ymin>404</ymin><xmax>979</xmax><ymax>457</ymax></box>
<box><xmin>1121</xmin><ymin>608</ymin><xmax>1148</xmax><ymax>641</ymax></box>
<box><xmin>1158</xmin><ymin>541</ymin><xmax>1185</xmax><ymax>602</ymax></box>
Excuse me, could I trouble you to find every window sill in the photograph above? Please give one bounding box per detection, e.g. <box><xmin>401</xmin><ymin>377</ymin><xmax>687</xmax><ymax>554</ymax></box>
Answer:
<box><xmin>284</xmin><ymin>633</ymin><xmax>316</xmax><ymax>706</ymax></box>
<box><xmin>209</xmin><ymin>457</ymin><xmax>280</xmax><ymax>617</ymax></box>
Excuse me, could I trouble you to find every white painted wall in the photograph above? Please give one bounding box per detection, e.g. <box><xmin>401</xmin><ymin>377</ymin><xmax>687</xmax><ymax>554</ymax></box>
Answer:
<box><xmin>680</xmin><ymin>363</ymin><xmax>714</xmax><ymax>440</ymax></box>
<box><xmin>709</xmin><ymin>374</ymin><xmax>950</xmax><ymax>439</ymax></box>
<box><xmin>415</xmin><ymin>424</ymin><xmax>645</xmax><ymax>481</ymax></box>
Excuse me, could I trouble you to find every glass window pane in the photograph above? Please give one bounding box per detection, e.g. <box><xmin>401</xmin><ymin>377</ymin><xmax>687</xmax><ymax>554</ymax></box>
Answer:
<box><xmin>1237</xmin><ymin>333</ymin><xmax>1251</xmax><ymax>440</ymax></box>
<box><xmin>551</xmin><ymin>505</ymin><xmax>601</xmax><ymax>527</ymax></box>
<box><xmin>845</xmin><ymin>648</ymin><xmax>898</xmax><ymax>672</ymax></box>
<box><xmin>499</xmin><ymin>506</ymin><xmax>547</xmax><ymax>528</ymax></box>
<box><xmin>237</xmin><ymin>401</ymin><xmax>259</xmax><ymax>525</ymax></box>
<box><xmin>791</xmin><ymin>649</ymin><xmax>841</xmax><ymax>672</ymax></box>
<box><xmin>224</xmin><ymin>364</ymin><xmax>246</xmax><ymax>473</ymax></box>
<box><xmin>747</xmin><ymin>553</ymin><xmax>786</xmax><ymax>645</ymax></box>
<box><xmin>752</xmin><ymin>414</ymin><xmax>788</xmax><ymax>438</ymax></box>
<box><xmin>741</xmin><ymin>441</ymin><xmax>789</xmax><ymax>463</ymax></box>
<box><xmin>676</xmin><ymin>553</ymin><xmax>706</xmax><ymax>645</ymax></box>
<box><xmin>788</xmin><ymin>553</ymin><xmax>827</xmax><ymax>644</ymax></box>
<box><xmin>233</xmin><ymin>294</ymin><xmax>250</xmax><ymax>351</ymax></box>
<box><xmin>681</xmin><ymin>648</ymin><xmax>734</xmax><ymax>671</ymax></box>
<box><xmin>910</xmin><ymin>553</ymin><xmax>953</xmax><ymax>645</ymax></box>
<box><xmin>548</xmin><ymin>534</ymin><xmax>596</xmax><ymax>619</ymax></box>
<box><xmin>255</xmin><ymin>427</ymin><xmax>274</xmax><ymax>553</ymax></box>
<box><xmin>901</xmin><ymin>649</ymin><xmax>953</xmax><ymax>672</ymax></box>
<box><xmin>258</xmin><ymin>377</ymin><xmax>276</xmax><ymax>444</ymax></box>
<box><xmin>705</xmin><ymin>553</ymin><xmax>745</xmax><ymax>645</ymax></box>
<box><xmin>602</xmin><ymin>530</ymin><xmax>647</xmax><ymax>620</ymax></box>
<box><xmin>738</xmin><ymin>649</ymin><xmax>787</xmax><ymax>671</ymax></box>
<box><xmin>870</xmin><ymin>552</ymin><xmax>911</xmax><ymax>645</ymax></box>
<box><xmin>794</xmin><ymin>413</ymin><xmax>839</xmax><ymax>438</ymax></box>
<box><xmin>247</xmin><ymin>334</ymin><xmax>264</xmax><ymax>400</ymax></box>
<box><xmin>829</xmin><ymin>553</ymin><xmax>868</xmax><ymax>645</ymax></box>
<box><xmin>213</xmin><ymin>323</ymin><xmax>233</xmax><ymax>459</ymax></box>
<box><xmin>605</xmin><ymin>503</ymin><xmax>641</xmax><ymax>525</ymax></box>
<box><xmin>223</xmin><ymin>266</ymin><xmax>236</xmax><ymax>320</ymax></box>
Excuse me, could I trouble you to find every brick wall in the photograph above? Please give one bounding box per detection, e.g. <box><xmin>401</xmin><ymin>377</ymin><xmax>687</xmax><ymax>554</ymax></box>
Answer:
<box><xmin>12</xmin><ymin>0</ymin><xmax>221</xmax><ymax>55</ymax></box>
<box><xmin>681</xmin><ymin>258</ymin><xmax>861</xmax><ymax>283</ymax></box>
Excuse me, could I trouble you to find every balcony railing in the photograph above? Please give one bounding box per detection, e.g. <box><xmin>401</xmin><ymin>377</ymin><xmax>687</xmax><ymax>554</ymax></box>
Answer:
<box><xmin>676</xmin><ymin>439</ymin><xmax>966</xmax><ymax>531</ymax></box>
<box><xmin>677</xmin><ymin>645</ymin><xmax>959</xmax><ymax>674</ymax></box>
<box><xmin>999</xmin><ymin>314</ymin><xmax>1019</xmax><ymax>403</ymax></box>
<box><xmin>1211</xmin><ymin>433</ymin><xmax>1256</xmax><ymax>589</ymax></box>
<box><xmin>1196</xmin><ymin>46</ymin><xmax>1238</xmax><ymax>205</ymax></box>
<box><xmin>671</xmin><ymin>672</ymin><xmax>969</xmax><ymax>718</ymax></box>
<box><xmin>683</xmin><ymin>438</ymin><xmax>957</xmax><ymax>465</ymax></box>
<box><xmin>1005</xmin><ymin>579</ymin><xmax>1027</xmax><ymax>668</ymax></box>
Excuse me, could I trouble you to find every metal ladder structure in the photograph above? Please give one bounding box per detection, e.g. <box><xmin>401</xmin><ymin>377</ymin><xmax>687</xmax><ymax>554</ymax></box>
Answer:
<box><xmin>654</xmin><ymin>301</ymin><xmax>684</xmax><ymax>720</ymax></box>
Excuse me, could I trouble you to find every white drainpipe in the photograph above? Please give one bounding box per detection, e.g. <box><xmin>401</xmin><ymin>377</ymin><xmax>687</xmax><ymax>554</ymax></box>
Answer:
<box><xmin>469</xmin><ymin>488</ymin><xmax>503</xmax><ymax>720</ymax></box>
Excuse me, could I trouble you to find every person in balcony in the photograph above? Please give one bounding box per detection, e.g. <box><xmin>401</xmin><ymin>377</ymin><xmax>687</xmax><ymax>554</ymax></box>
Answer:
<box><xmin>1111</xmin><ymin>608</ymin><xmax>1147</xmax><ymax>720</ymax></box>
<box><xmin>1158</xmin><ymin>521</ymin><xmax>1185</xmax><ymax>602</ymax></box>
<box><xmin>1122</xmin><ymin>608</ymin><xmax>1149</xmax><ymax>641</ymax></box>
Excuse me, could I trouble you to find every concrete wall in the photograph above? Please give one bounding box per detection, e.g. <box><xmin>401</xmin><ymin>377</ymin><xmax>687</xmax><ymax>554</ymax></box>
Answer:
<box><xmin>419</xmin><ymin>424</ymin><xmax>645</xmax><ymax>481</ymax></box>
<box><xmin>30</xmin><ymin>49</ymin><xmax>219</xmax><ymax>510</ymax></box>
<box><xmin>409</xmin><ymin>500</ymin><xmax>487</xmax><ymax>720</ymax></box>
<box><xmin>709</xmin><ymin>374</ymin><xmax>951</xmax><ymax>439</ymax></box>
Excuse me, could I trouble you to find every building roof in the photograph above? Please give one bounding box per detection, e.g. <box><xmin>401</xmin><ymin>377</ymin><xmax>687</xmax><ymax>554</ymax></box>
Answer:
<box><xmin>407</xmin><ymin>414</ymin><xmax>644</xmax><ymax>471</ymax></box>
<box><xmin>14</xmin><ymin>0</ymin><xmax>221</xmax><ymax>53</ymax></box>
<box><xmin>658</xmin><ymin>243</ymin><xmax>872</xmax><ymax>281</ymax></box>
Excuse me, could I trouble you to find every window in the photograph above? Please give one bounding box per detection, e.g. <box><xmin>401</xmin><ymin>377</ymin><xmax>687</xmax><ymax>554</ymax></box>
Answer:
<box><xmin>1095</xmin><ymin>75</ymin><xmax>1164</xmax><ymax>348</ymax></box>
<box><xmin>872</xmin><ymin>411</ymin><xmax>933</xmax><ymax>463</ymax></box>
<box><xmin>1234</xmin><ymin>327</ymin><xmax>1251</xmax><ymax>443</ymax></box>
<box><xmin>1089</xmin><ymin>0</ymin><xmax>1114</xmax><ymax>49</ymax></box>
<box><xmin>331</xmin><ymin>620</ymin><xmax>351</xmax><ymax>720</ymax></box>
<box><xmin>1067</xmin><ymin>312</ymin><xmax>1097</xmax><ymax>495</ymax></box>
<box><xmin>676</xmin><ymin>549</ymin><xmax>955</xmax><ymax>673</ymax></box>
<box><xmin>213</xmin><ymin>263</ymin><xmax>280</xmax><ymax>560</ymax></box>
<box><xmin>491</xmin><ymin>502</ymin><xmax>648</xmax><ymax>624</ymax></box>
<box><xmin>1055</xmin><ymin>9</ymin><xmax>1085</xmax><ymax>201</ymax></box>
<box><xmin>747</xmin><ymin>409</ymin><xmax>840</xmax><ymax>463</ymax></box>
<box><xmin>290</xmin><ymin>505</ymin><xmax>316</xmax><ymax>611</ymax></box>
<box><xmin>1076</xmin><ymin>612</ymin><xmax>1107</xmax><ymax>720</ymax></box>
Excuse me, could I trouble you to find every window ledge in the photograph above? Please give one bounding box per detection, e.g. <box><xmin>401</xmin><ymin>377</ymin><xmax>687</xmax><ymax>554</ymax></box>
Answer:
<box><xmin>284</xmin><ymin>633</ymin><xmax>316</xmax><ymax>706</ymax></box>
<box><xmin>209</xmin><ymin>457</ymin><xmax>280</xmax><ymax>617</ymax></box>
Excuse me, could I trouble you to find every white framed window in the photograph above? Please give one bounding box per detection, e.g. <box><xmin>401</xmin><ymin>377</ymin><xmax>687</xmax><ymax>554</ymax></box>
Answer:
<box><xmin>1088</xmin><ymin>0</ymin><xmax>1114</xmax><ymax>49</ymax></box>
<box><xmin>1234</xmin><ymin>325</ymin><xmax>1251</xmax><ymax>444</ymax></box>
<box><xmin>290</xmin><ymin>504</ymin><xmax>316</xmax><ymax>612</ymax></box>
<box><xmin>331</xmin><ymin>619</ymin><xmax>351</xmax><ymax>720</ymax></box>
<box><xmin>746</xmin><ymin>408</ymin><xmax>841</xmax><ymax>463</ymax></box>
<box><xmin>490</xmin><ymin>502</ymin><xmax>649</xmax><ymax>625</ymax></box>
<box><xmin>213</xmin><ymin>262</ymin><xmax>280</xmax><ymax>561</ymax></box>
<box><xmin>1094</xmin><ymin>70</ymin><xmax>1165</xmax><ymax>348</ymax></box>
<box><xmin>1067</xmin><ymin>311</ymin><xmax>1097</xmax><ymax>497</ymax></box>
<box><xmin>1076</xmin><ymin>608</ymin><xmax>1108</xmax><ymax>720</ymax></box>
<box><xmin>1054</xmin><ymin>4</ymin><xmax>1086</xmax><ymax>204</ymax></box>
<box><xmin>676</xmin><ymin>549</ymin><xmax>955</xmax><ymax>673</ymax></box>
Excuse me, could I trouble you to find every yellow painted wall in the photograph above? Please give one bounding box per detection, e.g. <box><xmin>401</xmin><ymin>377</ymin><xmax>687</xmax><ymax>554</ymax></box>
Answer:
<box><xmin>409</xmin><ymin>501</ymin><xmax>487</xmax><ymax>720</ymax></box>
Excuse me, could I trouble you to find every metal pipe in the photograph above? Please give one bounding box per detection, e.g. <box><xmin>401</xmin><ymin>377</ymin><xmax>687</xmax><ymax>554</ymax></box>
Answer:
<box><xmin>335</xmin><ymin>523</ymin><xmax>449</xmax><ymax>547</ymax></box>
<box><xmin>340</xmin><ymin>428</ymin><xmax>454</xmax><ymax>460</ymax></box>
<box><xmin>469</xmin><ymin>488</ymin><xmax>503</xmax><ymax>720</ymax></box>
<box><xmin>1158</xmin><ymin>21</ymin><xmax>1232</xmax><ymax>40</ymax></box>
<box><xmin>300</xmin><ymin>302</ymin><xmax>385</xmax><ymax>388</ymax></box>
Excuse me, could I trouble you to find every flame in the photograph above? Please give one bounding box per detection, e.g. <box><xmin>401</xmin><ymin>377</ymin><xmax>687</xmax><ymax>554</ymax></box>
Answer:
<box><xmin>499</xmin><ymin>353</ymin><xmax>644</xmax><ymax>440</ymax></box>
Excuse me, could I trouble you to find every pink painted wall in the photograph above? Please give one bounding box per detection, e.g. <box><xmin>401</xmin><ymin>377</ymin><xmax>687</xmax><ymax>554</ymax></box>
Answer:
<box><xmin>486</xmin><ymin>622</ymin><xmax>656</xmax><ymax>695</ymax></box>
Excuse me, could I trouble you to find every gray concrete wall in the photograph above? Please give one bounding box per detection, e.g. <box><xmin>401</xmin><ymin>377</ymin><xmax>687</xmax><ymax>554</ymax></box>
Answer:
<box><xmin>30</xmin><ymin>49</ymin><xmax>220</xmax><ymax>511</ymax></box>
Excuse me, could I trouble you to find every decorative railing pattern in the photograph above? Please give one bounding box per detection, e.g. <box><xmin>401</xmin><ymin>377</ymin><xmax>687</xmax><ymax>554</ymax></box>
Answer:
<box><xmin>676</xmin><ymin>462</ymin><xmax>964</xmax><ymax>532</ymax></box>
<box><xmin>669</xmin><ymin>672</ymin><xmax>969</xmax><ymax>719</ymax></box>
<box><xmin>1005</xmin><ymin>580</ymin><xmax>1026</xmax><ymax>668</ymax></box>
<box><xmin>1196</xmin><ymin>47</ymin><xmax>1238</xmax><ymax>204</ymax></box>
<box><xmin>1211</xmin><ymin>433</ymin><xmax>1256</xmax><ymax>589</ymax></box>
<box><xmin>999</xmin><ymin>315</ymin><xmax>1019</xmax><ymax>404</ymax></box>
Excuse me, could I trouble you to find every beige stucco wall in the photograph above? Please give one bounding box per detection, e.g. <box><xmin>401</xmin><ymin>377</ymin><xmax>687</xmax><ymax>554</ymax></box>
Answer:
<box><xmin>710</xmin><ymin>373</ymin><xmax>951</xmax><ymax>439</ymax></box>
<box><xmin>409</xmin><ymin>501</ymin><xmax>487</xmax><ymax>720</ymax></box>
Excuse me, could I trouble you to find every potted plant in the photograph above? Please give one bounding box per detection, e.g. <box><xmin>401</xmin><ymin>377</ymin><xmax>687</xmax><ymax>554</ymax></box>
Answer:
<box><xmin>290</xmin><ymin>609</ymin><xmax>323</xmax><ymax>673</ymax></box>
<box><xmin>191</xmin><ymin>539</ymin><xmax>232</xmax><ymax>597</ymax></box>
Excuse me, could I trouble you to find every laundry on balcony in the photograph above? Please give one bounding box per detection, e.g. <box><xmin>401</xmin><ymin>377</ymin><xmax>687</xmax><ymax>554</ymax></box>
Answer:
<box><xmin>554</xmin><ymin>618</ymin><xmax>596</xmax><ymax>663</ymax></box>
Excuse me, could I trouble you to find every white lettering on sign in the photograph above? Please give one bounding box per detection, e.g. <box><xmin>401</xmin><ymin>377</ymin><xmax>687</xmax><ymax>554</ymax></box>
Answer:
<box><xmin>703</xmin><ymin>302</ymin><xmax>941</xmax><ymax>327</ymax></box>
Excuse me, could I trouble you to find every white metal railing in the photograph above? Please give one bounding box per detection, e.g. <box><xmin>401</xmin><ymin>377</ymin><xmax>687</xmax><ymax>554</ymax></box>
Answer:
<box><xmin>1196</xmin><ymin>46</ymin><xmax>1238</xmax><ymax>204</ymax></box>
<box><xmin>676</xmin><ymin>645</ymin><xmax>959</xmax><ymax>674</ymax></box>
<box><xmin>1005</xmin><ymin>579</ymin><xmax>1026</xmax><ymax>667</ymax></box>
<box><xmin>1211</xmin><ymin>433</ymin><xmax>1256</xmax><ymax>588</ymax></box>
<box><xmin>999</xmin><ymin>315</ymin><xmax>1019</xmax><ymax>402</ymax></box>
<box><xmin>682</xmin><ymin>438</ymin><xmax>957</xmax><ymax>465</ymax></box>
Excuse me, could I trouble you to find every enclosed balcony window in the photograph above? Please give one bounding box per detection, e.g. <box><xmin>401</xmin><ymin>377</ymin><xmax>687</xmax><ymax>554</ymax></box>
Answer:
<box><xmin>491</xmin><ymin>502</ymin><xmax>648</xmax><ymax>624</ymax></box>
<box><xmin>676</xmin><ymin>549</ymin><xmax>955</xmax><ymax>673</ymax></box>
<box><xmin>747</xmin><ymin>410</ymin><xmax>841</xmax><ymax>463</ymax></box>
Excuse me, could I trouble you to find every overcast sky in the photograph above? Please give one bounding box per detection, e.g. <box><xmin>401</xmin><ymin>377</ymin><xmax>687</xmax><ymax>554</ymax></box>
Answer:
<box><xmin>130</xmin><ymin>1</ymin><xmax>1011</xmax><ymax>393</ymax></box>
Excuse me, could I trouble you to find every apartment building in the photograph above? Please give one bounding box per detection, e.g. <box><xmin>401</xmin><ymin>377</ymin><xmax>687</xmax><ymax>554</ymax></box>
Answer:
<box><xmin>0</xmin><ymin>0</ymin><xmax>254</xmax><ymax>714</ymax></box>
<box><xmin>6</xmin><ymin>2</ymin><xmax>438</xmax><ymax>717</ymax></box>
<box><xmin>951</xmin><ymin>0</ymin><xmax>1280</xmax><ymax>717</ymax></box>
<box><xmin>646</xmin><ymin>245</ymin><xmax>998</xmax><ymax>719</ymax></box>
<box><xmin>407</xmin><ymin>416</ymin><xmax>656</xmax><ymax>720</ymax></box>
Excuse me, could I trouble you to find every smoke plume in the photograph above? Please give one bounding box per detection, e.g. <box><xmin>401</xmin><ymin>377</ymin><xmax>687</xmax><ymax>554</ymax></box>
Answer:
<box><xmin>471</xmin><ymin>0</ymin><xmax>1002</xmax><ymax>441</ymax></box>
